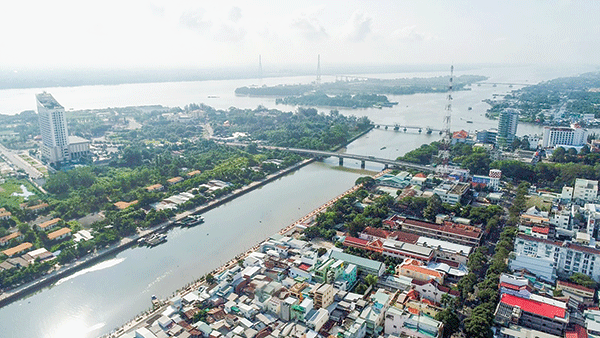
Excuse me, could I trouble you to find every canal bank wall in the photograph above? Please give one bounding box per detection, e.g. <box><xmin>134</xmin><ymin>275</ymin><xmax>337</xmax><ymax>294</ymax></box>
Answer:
<box><xmin>0</xmin><ymin>126</ymin><xmax>375</xmax><ymax>309</ymax></box>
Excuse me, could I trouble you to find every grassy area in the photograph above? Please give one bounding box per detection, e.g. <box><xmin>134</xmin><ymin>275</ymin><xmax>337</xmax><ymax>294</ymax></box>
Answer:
<box><xmin>0</xmin><ymin>178</ymin><xmax>39</xmax><ymax>208</ymax></box>
<box><xmin>526</xmin><ymin>195</ymin><xmax>552</xmax><ymax>212</ymax></box>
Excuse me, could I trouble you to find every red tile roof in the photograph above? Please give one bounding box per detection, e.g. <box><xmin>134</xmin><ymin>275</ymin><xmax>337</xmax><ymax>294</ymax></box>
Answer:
<box><xmin>298</xmin><ymin>263</ymin><xmax>311</xmax><ymax>271</ymax></box>
<box><xmin>500</xmin><ymin>293</ymin><xmax>566</xmax><ymax>320</ymax></box>
<box><xmin>452</xmin><ymin>130</ymin><xmax>469</xmax><ymax>139</ymax></box>
<box><xmin>388</xmin><ymin>231</ymin><xmax>420</xmax><ymax>244</ymax></box>
<box><xmin>343</xmin><ymin>236</ymin><xmax>368</xmax><ymax>247</ymax></box>
<box><xmin>361</xmin><ymin>227</ymin><xmax>390</xmax><ymax>239</ymax></box>
<box><xmin>566</xmin><ymin>324</ymin><xmax>588</xmax><ymax>338</ymax></box>
<box><xmin>557</xmin><ymin>280</ymin><xmax>595</xmax><ymax>294</ymax></box>
<box><xmin>532</xmin><ymin>226</ymin><xmax>550</xmax><ymax>234</ymax></box>
<box><xmin>414</xmin><ymin>173</ymin><xmax>427</xmax><ymax>178</ymax></box>
<box><xmin>500</xmin><ymin>282</ymin><xmax>523</xmax><ymax>291</ymax></box>
<box><xmin>402</xmin><ymin>218</ymin><xmax>482</xmax><ymax>239</ymax></box>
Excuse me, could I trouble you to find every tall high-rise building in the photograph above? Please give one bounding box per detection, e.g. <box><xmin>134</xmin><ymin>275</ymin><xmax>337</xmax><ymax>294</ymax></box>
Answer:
<box><xmin>36</xmin><ymin>92</ymin><xmax>70</xmax><ymax>164</ymax></box>
<box><xmin>496</xmin><ymin>108</ymin><xmax>519</xmax><ymax>148</ymax></box>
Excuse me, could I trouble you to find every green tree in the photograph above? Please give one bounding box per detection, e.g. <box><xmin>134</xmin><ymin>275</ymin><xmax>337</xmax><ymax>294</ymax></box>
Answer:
<box><xmin>423</xmin><ymin>194</ymin><xmax>442</xmax><ymax>222</ymax></box>
<box><xmin>364</xmin><ymin>274</ymin><xmax>378</xmax><ymax>287</ymax></box>
<box><xmin>205</xmin><ymin>273</ymin><xmax>215</xmax><ymax>284</ymax></box>
<box><xmin>569</xmin><ymin>273</ymin><xmax>597</xmax><ymax>289</ymax></box>
<box><xmin>435</xmin><ymin>308</ymin><xmax>460</xmax><ymax>338</ymax></box>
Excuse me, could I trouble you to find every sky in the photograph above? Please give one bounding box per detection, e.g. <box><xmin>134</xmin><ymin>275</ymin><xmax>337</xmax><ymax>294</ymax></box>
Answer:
<box><xmin>2</xmin><ymin>0</ymin><xmax>600</xmax><ymax>70</ymax></box>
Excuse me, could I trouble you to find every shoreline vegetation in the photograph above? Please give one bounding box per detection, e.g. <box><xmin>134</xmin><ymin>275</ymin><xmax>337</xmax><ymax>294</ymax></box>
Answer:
<box><xmin>235</xmin><ymin>75</ymin><xmax>488</xmax><ymax>108</ymax></box>
<box><xmin>0</xmin><ymin>105</ymin><xmax>373</xmax><ymax>306</ymax></box>
<box><xmin>104</xmin><ymin>163</ymin><xmax>388</xmax><ymax>338</ymax></box>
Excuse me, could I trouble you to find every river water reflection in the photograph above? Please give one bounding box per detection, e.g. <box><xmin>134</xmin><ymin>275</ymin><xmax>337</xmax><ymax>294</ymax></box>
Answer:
<box><xmin>0</xmin><ymin>65</ymin><xmax>595</xmax><ymax>338</ymax></box>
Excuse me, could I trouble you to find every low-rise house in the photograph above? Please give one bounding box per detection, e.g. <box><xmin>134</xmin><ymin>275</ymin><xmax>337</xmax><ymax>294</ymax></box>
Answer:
<box><xmin>167</xmin><ymin>177</ymin><xmax>184</xmax><ymax>185</ymax></box>
<box><xmin>556</xmin><ymin>280</ymin><xmax>595</xmax><ymax>308</ymax></box>
<box><xmin>21</xmin><ymin>202</ymin><xmax>49</xmax><ymax>213</ymax></box>
<box><xmin>186</xmin><ymin>170</ymin><xmax>201</xmax><ymax>177</ymax></box>
<box><xmin>145</xmin><ymin>184</ymin><xmax>164</xmax><ymax>192</ymax></box>
<box><xmin>47</xmin><ymin>227</ymin><xmax>72</xmax><ymax>241</ymax></box>
<box><xmin>411</xmin><ymin>279</ymin><xmax>458</xmax><ymax>304</ymax></box>
<box><xmin>397</xmin><ymin>259</ymin><xmax>444</xmax><ymax>284</ymax></box>
<box><xmin>329</xmin><ymin>251</ymin><xmax>386</xmax><ymax>277</ymax></box>
<box><xmin>384</xmin><ymin>306</ymin><xmax>443</xmax><ymax>338</ymax></box>
<box><xmin>36</xmin><ymin>218</ymin><xmax>61</xmax><ymax>231</ymax></box>
<box><xmin>499</xmin><ymin>274</ymin><xmax>533</xmax><ymax>299</ymax></box>
<box><xmin>2</xmin><ymin>242</ymin><xmax>33</xmax><ymax>257</ymax></box>
<box><xmin>0</xmin><ymin>231</ymin><xmax>23</xmax><ymax>247</ymax></box>
<box><xmin>114</xmin><ymin>200</ymin><xmax>138</xmax><ymax>210</ymax></box>
<box><xmin>0</xmin><ymin>208</ymin><xmax>11</xmax><ymax>220</ymax></box>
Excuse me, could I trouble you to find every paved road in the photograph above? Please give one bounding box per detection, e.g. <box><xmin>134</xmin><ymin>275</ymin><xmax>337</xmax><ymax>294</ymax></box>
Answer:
<box><xmin>0</xmin><ymin>144</ymin><xmax>44</xmax><ymax>179</ymax></box>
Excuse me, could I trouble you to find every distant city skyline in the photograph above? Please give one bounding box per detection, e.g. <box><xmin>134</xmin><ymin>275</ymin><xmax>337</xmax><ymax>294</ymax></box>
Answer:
<box><xmin>2</xmin><ymin>1</ymin><xmax>600</xmax><ymax>70</ymax></box>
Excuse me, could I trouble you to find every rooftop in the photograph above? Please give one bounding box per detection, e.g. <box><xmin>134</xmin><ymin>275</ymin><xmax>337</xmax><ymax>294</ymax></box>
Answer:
<box><xmin>402</xmin><ymin>218</ymin><xmax>482</xmax><ymax>239</ymax></box>
<box><xmin>2</xmin><ymin>242</ymin><xmax>33</xmax><ymax>257</ymax></box>
<box><xmin>38</xmin><ymin>218</ymin><xmax>61</xmax><ymax>229</ymax></box>
<box><xmin>500</xmin><ymin>293</ymin><xmax>566</xmax><ymax>320</ymax></box>
<box><xmin>68</xmin><ymin>135</ymin><xmax>90</xmax><ymax>144</ymax></box>
<box><xmin>36</xmin><ymin>92</ymin><xmax>63</xmax><ymax>109</ymax></box>
<box><xmin>330</xmin><ymin>251</ymin><xmax>384</xmax><ymax>272</ymax></box>
<box><xmin>47</xmin><ymin>227</ymin><xmax>72</xmax><ymax>240</ymax></box>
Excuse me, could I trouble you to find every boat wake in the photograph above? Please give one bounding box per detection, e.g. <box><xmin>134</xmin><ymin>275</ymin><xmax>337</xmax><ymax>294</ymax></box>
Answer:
<box><xmin>55</xmin><ymin>258</ymin><xmax>126</xmax><ymax>286</ymax></box>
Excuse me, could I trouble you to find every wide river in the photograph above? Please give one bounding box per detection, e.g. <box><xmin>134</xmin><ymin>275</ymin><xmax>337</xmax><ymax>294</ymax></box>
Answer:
<box><xmin>0</xmin><ymin>64</ymin><xmax>595</xmax><ymax>338</ymax></box>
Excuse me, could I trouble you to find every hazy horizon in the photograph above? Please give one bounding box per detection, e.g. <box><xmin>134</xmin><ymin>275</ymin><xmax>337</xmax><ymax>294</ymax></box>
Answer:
<box><xmin>3</xmin><ymin>1</ymin><xmax>600</xmax><ymax>71</ymax></box>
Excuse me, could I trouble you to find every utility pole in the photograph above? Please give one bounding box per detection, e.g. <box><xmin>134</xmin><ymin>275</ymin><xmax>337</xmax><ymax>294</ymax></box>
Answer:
<box><xmin>316</xmin><ymin>54</ymin><xmax>321</xmax><ymax>85</ymax></box>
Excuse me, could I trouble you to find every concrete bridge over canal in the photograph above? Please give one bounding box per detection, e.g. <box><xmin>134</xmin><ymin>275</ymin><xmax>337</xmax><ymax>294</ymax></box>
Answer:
<box><xmin>224</xmin><ymin>142</ymin><xmax>436</xmax><ymax>172</ymax></box>
<box><xmin>373</xmin><ymin>124</ymin><xmax>444</xmax><ymax>134</ymax></box>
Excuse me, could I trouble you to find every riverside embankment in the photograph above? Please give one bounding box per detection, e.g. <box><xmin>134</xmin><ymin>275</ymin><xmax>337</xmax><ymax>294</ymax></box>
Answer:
<box><xmin>0</xmin><ymin>126</ymin><xmax>373</xmax><ymax>309</ymax></box>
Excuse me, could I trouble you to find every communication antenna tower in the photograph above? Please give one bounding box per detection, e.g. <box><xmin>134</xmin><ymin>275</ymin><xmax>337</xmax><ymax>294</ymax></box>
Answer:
<box><xmin>441</xmin><ymin>65</ymin><xmax>453</xmax><ymax>164</ymax></box>
<box><xmin>316</xmin><ymin>54</ymin><xmax>321</xmax><ymax>85</ymax></box>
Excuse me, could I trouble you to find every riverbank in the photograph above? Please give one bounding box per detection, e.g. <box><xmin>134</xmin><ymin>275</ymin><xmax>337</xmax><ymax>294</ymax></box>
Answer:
<box><xmin>105</xmin><ymin>167</ymin><xmax>389</xmax><ymax>337</ymax></box>
<box><xmin>0</xmin><ymin>156</ymin><xmax>318</xmax><ymax>308</ymax></box>
<box><xmin>0</xmin><ymin>125</ymin><xmax>374</xmax><ymax>309</ymax></box>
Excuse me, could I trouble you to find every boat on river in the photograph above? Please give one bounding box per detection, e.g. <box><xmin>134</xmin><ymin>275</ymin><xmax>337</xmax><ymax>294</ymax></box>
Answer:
<box><xmin>140</xmin><ymin>233</ymin><xmax>167</xmax><ymax>247</ymax></box>
<box><xmin>178</xmin><ymin>215</ymin><xmax>204</xmax><ymax>227</ymax></box>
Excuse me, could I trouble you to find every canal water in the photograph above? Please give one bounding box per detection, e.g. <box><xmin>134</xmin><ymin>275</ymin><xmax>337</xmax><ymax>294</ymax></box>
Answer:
<box><xmin>0</xmin><ymin>64</ymin><xmax>595</xmax><ymax>338</ymax></box>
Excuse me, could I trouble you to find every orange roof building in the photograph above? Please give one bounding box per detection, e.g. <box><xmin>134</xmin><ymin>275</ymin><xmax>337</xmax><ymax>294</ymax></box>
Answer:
<box><xmin>47</xmin><ymin>227</ymin><xmax>72</xmax><ymax>241</ymax></box>
<box><xmin>167</xmin><ymin>177</ymin><xmax>184</xmax><ymax>184</ymax></box>
<box><xmin>397</xmin><ymin>259</ymin><xmax>444</xmax><ymax>284</ymax></box>
<box><xmin>114</xmin><ymin>200</ymin><xmax>138</xmax><ymax>210</ymax></box>
<box><xmin>145</xmin><ymin>184</ymin><xmax>164</xmax><ymax>192</ymax></box>
<box><xmin>36</xmin><ymin>218</ymin><xmax>61</xmax><ymax>231</ymax></box>
<box><xmin>186</xmin><ymin>170</ymin><xmax>201</xmax><ymax>177</ymax></box>
<box><xmin>2</xmin><ymin>242</ymin><xmax>33</xmax><ymax>257</ymax></box>
<box><xmin>0</xmin><ymin>232</ymin><xmax>22</xmax><ymax>247</ymax></box>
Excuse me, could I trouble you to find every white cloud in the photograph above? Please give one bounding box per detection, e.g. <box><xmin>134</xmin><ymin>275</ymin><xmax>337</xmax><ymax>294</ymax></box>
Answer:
<box><xmin>229</xmin><ymin>6</ymin><xmax>242</xmax><ymax>23</ymax></box>
<box><xmin>179</xmin><ymin>8</ymin><xmax>212</xmax><ymax>33</ymax></box>
<box><xmin>342</xmin><ymin>11</ymin><xmax>372</xmax><ymax>42</ymax></box>
<box><xmin>215</xmin><ymin>22</ymin><xmax>246</xmax><ymax>42</ymax></box>
<box><xmin>290</xmin><ymin>6</ymin><xmax>328</xmax><ymax>41</ymax></box>
<box><xmin>391</xmin><ymin>25</ymin><xmax>433</xmax><ymax>42</ymax></box>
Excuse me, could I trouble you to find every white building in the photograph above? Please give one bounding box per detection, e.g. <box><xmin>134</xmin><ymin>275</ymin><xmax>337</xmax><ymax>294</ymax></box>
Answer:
<box><xmin>37</xmin><ymin>92</ymin><xmax>70</xmax><ymax>164</ymax></box>
<box><xmin>68</xmin><ymin>135</ymin><xmax>91</xmax><ymax>159</ymax></box>
<box><xmin>514</xmin><ymin>234</ymin><xmax>600</xmax><ymax>282</ymax></box>
<box><xmin>432</xmin><ymin>182</ymin><xmax>470</xmax><ymax>205</ymax></box>
<box><xmin>563</xmin><ymin>179</ymin><xmax>599</xmax><ymax>205</ymax></box>
<box><xmin>542</xmin><ymin>124</ymin><xmax>587</xmax><ymax>149</ymax></box>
